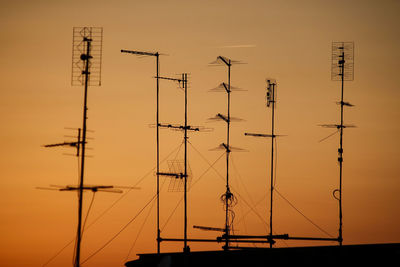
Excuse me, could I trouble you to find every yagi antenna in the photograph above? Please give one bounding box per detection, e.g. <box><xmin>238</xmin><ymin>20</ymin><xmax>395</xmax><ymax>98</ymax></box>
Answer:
<box><xmin>121</xmin><ymin>48</ymin><xmax>164</xmax><ymax>254</ymax></box>
<box><xmin>43</xmin><ymin>128</ymin><xmax>94</xmax><ymax>157</ymax></box>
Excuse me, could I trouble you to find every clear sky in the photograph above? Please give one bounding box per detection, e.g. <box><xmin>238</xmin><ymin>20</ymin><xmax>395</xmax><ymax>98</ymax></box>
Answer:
<box><xmin>0</xmin><ymin>0</ymin><xmax>399</xmax><ymax>266</ymax></box>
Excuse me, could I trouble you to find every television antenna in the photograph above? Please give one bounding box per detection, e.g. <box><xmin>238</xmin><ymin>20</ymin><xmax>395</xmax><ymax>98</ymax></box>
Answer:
<box><xmin>207</xmin><ymin>56</ymin><xmax>245</xmax><ymax>250</ymax></box>
<box><xmin>121</xmin><ymin>48</ymin><xmax>164</xmax><ymax>254</ymax></box>
<box><xmin>320</xmin><ymin>41</ymin><xmax>355</xmax><ymax>246</ymax></box>
<box><xmin>71</xmin><ymin>27</ymin><xmax>103</xmax><ymax>267</ymax></box>
<box><xmin>155</xmin><ymin>73</ymin><xmax>206</xmax><ymax>252</ymax></box>
<box><xmin>244</xmin><ymin>78</ymin><xmax>282</xmax><ymax>248</ymax></box>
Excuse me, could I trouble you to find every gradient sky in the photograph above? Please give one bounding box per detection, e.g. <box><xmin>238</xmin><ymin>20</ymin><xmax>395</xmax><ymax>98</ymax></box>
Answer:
<box><xmin>1</xmin><ymin>0</ymin><xmax>399</xmax><ymax>266</ymax></box>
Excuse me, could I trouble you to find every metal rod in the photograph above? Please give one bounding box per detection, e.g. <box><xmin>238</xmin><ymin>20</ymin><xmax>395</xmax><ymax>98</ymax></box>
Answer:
<box><xmin>338</xmin><ymin>51</ymin><xmax>344</xmax><ymax>246</ymax></box>
<box><xmin>121</xmin><ymin>49</ymin><xmax>162</xmax><ymax>253</ymax></box>
<box><xmin>221</xmin><ymin>234</ymin><xmax>339</xmax><ymax>242</ymax></box>
<box><xmin>281</xmin><ymin>236</ymin><xmax>340</xmax><ymax>241</ymax></box>
<box><xmin>75</xmin><ymin>37</ymin><xmax>91</xmax><ymax>267</ymax></box>
<box><xmin>160</xmin><ymin>238</ymin><xmax>220</xmax><ymax>243</ymax></box>
<box><xmin>156</xmin><ymin>53</ymin><xmax>161</xmax><ymax>254</ymax></box>
<box><xmin>222</xmin><ymin>234</ymin><xmax>288</xmax><ymax>240</ymax></box>
<box><xmin>225</xmin><ymin>59</ymin><xmax>231</xmax><ymax>251</ymax></box>
<box><xmin>269</xmin><ymin>82</ymin><xmax>275</xmax><ymax>248</ymax></box>
<box><xmin>184</xmin><ymin>73</ymin><xmax>188</xmax><ymax>252</ymax></box>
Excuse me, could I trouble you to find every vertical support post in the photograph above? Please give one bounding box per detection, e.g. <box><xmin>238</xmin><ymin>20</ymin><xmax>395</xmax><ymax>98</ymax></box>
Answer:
<box><xmin>75</xmin><ymin>37</ymin><xmax>91</xmax><ymax>267</ymax></box>
<box><xmin>183</xmin><ymin>73</ymin><xmax>188</xmax><ymax>252</ymax></box>
<box><xmin>338</xmin><ymin>51</ymin><xmax>344</xmax><ymax>246</ymax></box>
<box><xmin>269</xmin><ymin>82</ymin><xmax>275</xmax><ymax>248</ymax></box>
<box><xmin>224</xmin><ymin>60</ymin><xmax>231</xmax><ymax>251</ymax></box>
<box><xmin>156</xmin><ymin>53</ymin><xmax>161</xmax><ymax>254</ymax></box>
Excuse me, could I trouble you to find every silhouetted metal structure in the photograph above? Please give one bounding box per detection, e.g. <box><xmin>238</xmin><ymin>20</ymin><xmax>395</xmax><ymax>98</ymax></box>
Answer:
<box><xmin>72</xmin><ymin>26</ymin><xmax>103</xmax><ymax>267</ymax></box>
<box><xmin>244</xmin><ymin>78</ymin><xmax>279</xmax><ymax>248</ymax></box>
<box><xmin>43</xmin><ymin>128</ymin><xmax>84</xmax><ymax>157</ymax></box>
<box><xmin>120</xmin><ymin>49</ymin><xmax>163</xmax><ymax>253</ymax></box>
<box><xmin>43</xmin><ymin>27</ymin><xmax>104</xmax><ymax>267</ymax></box>
<box><xmin>208</xmin><ymin>56</ymin><xmax>244</xmax><ymax>250</ymax></box>
<box><xmin>156</xmin><ymin>73</ymin><xmax>193</xmax><ymax>252</ymax></box>
<box><xmin>321</xmin><ymin>41</ymin><xmax>355</xmax><ymax>246</ymax></box>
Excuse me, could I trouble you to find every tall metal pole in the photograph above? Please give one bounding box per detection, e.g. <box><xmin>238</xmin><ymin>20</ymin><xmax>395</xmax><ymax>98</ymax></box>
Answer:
<box><xmin>338</xmin><ymin>51</ymin><xmax>344</xmax><ymax>246</ymax></box>
<box><xmin>75</xmin><ymin>37</ymin><xmax>91</xmax><ymax>267</ymax></box>
<box><xmin>269</xmin><ymin>82</ymin><xmax>275</xmax><ymax>248</ymax></box>
<box><xmin>183</xmin><ymin>73</ymin><xmax>188</xmax><ymax>252</ymax></box>
<box><xmin>225</xmin><ymin>60</ymin><xmax>231</xmax><ymax>251</ymax></box>
<box><xmin>156</xmin><ymin>53</ymin><xmax>161</xmax><ymax>254</ymax></box>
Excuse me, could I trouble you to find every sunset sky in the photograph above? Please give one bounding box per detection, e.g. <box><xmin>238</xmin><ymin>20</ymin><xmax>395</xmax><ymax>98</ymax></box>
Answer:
<box><xmin>1</xmin><ymin>0</ymin><xmax>399</xmax><ymax>266</ymax></box>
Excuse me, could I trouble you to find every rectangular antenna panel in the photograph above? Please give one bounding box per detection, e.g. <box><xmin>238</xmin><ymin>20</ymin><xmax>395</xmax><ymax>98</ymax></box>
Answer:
<box><xmin>166</xmin><ymin>160</ymin><xmax>192</xmax><ymax>192</ymax></box>
<box><xmin>331</xmin><ymin>42</ymin><xmax>354</xmax><ymax>81</ymax></box>
<box><xmin>72</xmin><ymin>27</ymin><xmax>103</xmax><ymax>86</ymax></box>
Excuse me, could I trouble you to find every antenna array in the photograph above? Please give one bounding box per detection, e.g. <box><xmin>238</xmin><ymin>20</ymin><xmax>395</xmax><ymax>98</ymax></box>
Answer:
<box><xmin>72</xmin><ymin>27</ymin><xmax>103</xmax><ymax>86</ymax></box>
<box><xmin>331</xmin><ymin>42</ymin><xmax>354</xmax><ymax>81</ymax></box>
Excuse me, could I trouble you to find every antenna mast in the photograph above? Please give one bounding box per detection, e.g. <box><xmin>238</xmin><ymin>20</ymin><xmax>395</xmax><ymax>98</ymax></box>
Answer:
<box><xmin>330</xmin><ymin>41</ymin><xmax>355</xmax><ymax>246</ymax></box>
<box><xmin>72</xmin><ymin>26</ymin><xmax>103</xmax><ymax>267</ymax></box>
<box><xmin>156</xmin><ymin>74</ymin><xmax>193</xmax><ymax>252</ymax></box>
<box><xmin>209</xmin><ymin>56</ymin><xmax>244</xmax><ymax>250</ymax></box>
<box><xmin>244</xmin><ymin>78</ymin><xmax>278</xmax><ymax>248</ymax></box>
<box><xmin>120</xmin><ymin>49</ymin><xmax>162</xmax><ymax>253</ymax></box>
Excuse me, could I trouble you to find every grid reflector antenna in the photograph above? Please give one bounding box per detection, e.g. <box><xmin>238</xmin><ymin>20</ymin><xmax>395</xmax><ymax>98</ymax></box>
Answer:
<box><xmin>331</xmin><ymin>42</ymin><xmax>354</xmax><ymax>81</ymax></box>
<box><xmin>72</xmin><ymin>27</ymin><xmax>103</xmax><ymax>86</ymax></box>
<box><xmin>266</xmin><ymin>79</ymin><xmax>277</xmax><ymax>108</ymax></box>
<box><xmin>166</xmin><ymin>160</ymin><xmax>192</xmax><ymax>192</ymax></box>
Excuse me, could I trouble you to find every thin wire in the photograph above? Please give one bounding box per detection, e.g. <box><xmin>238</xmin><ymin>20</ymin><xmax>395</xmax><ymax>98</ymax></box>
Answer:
<box><xmin>124</xmin><ymin>194</ymin><xmax>157</xmax><ymax>261</ymax></box>
<box><xmin>81</xmin><ymin>191</ymin><xmax>96</xmax><ymax>237</ymax></box>
<box><xmin>319</xmin><ymin>129</ymin><xmax>339</xmax><ymax>143</ymax></box>
<box><xmin>41</xmin><ymin>239</ymin><xmax>75</xmax><ymax>267</ymax></box>
<box><xmin>232</xmin><ymin>190</ymin><xmax>269</xmax><ymax>231</ymax></box>
<box><xmin>81</xmin><ymin>193</ymin><xmax>158</xmax><ymax>265</ymax></box>
<box><xmin>274</xmin><ymin>188</ymin><xmax>334</xmax><ymax>238</ymax></box>
<box><xmin>231</xmin><ymin>154</ymin><xmax>256</xmax><ymax>207</ymax></box>
<box><xmin>161</xmin><ymin>198</ymin><xmax>183</xmax><ymax>232</ymax></box>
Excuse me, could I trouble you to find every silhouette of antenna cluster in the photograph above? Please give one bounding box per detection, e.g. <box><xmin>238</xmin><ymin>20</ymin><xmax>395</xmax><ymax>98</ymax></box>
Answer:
<box><xmin>121</xmin><ymin>51</ymin><xmax>210</xmax><ymax>252</ymax></box>
<box><xmin>42</xmin><ymin>34</ymin><xmax>361</xmax><ymax>265</ymax></box>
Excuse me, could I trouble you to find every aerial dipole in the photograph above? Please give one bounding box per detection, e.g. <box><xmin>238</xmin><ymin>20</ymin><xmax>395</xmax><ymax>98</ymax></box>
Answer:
<box><xmin>321</xmin><ymin>42</ymin><xmax>355</xmax><ymax>246</ymax></box>
<box><xmin>120</xmin><ymin>49</ymin><xmax>162</xmax><ymax>253</ymax></box>
<box><xmin>244</xmin><ymin>78</ymin><xmax>279</xmax><ymax>248</ymax></box>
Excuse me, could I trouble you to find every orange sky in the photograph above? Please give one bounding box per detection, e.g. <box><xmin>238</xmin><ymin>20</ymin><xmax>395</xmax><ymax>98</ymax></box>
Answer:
<box><xmin>1</xmin><ymin>0</ymin><xmax>399</xmax><ymax>266</ymax></box>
